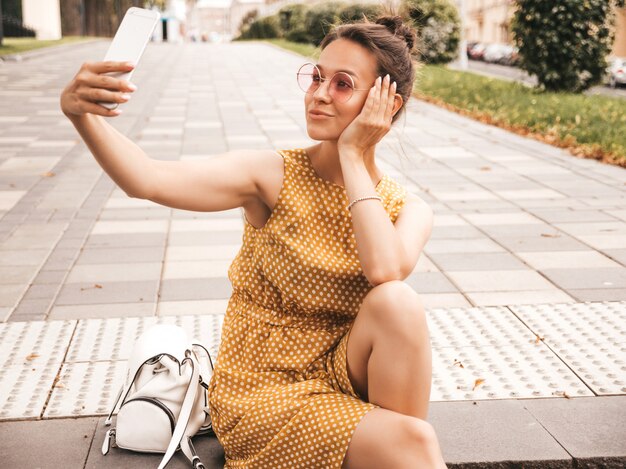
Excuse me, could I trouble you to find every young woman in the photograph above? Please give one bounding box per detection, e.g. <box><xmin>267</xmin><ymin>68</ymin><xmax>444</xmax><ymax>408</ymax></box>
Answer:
<box><xmin>60</xmin><ymin>14</ymin><xmax>445</xmax><ymax>469</ymax></box>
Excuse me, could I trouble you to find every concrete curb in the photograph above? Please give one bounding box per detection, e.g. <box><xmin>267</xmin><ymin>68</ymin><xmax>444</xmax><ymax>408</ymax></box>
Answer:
<box><xmin>0</xmin><ymin>38</ymin><xmax>110</xmax><ymax>63</ymax></box>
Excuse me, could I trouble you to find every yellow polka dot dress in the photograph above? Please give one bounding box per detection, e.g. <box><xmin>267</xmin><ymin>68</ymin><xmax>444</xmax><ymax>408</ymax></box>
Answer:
<box><xmin>206</xmin><ymin>148</ymin><xmax>407</xmax><ymax>468</ymax></box>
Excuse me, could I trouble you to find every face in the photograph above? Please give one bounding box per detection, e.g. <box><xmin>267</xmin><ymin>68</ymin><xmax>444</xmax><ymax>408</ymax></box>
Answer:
<box><xmin>303</xmin><ymin>38</ymin><xmax>380</xmax><ymax>141</ymax></box>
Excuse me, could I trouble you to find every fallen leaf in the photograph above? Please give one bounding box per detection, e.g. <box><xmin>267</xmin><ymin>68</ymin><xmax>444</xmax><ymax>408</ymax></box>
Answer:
<box><xmin>453</xmin><ymin>359</ymin><xmax>464</xmax><ymax>368</ymax></box>
<box><xmin>472</xmin><ymin>378</ymin><xmax>485</xmax><ymax>391</ymax></box>
<box><xmin>25</xmin><ymin>353</ymin><xmax>39</xmax><ymax>361</ymax></box>
<box><xmin>552</xmin><ymin>390</ymin><xmax>571</xmax><ymax>399</ymax></box>
<box><xmin>540</xmin><ymin>233</ymin><xmax>561</xmax><ymax>238</ymax></box>
<box><xmin>55</xmin><ymin>382</ymin><xmax>65</xmax><ymax>389</ymax></box>
<box><xmin>534</xmin><ymin>334</ymin><xmax>544</xmax><ymax>343</ymax></box>
<box><xmin>42</xmin><ymin>171</ymin><xmax>55</xmax><ymax>177</ymax></box>
<box><xmin>479</xmin><ymin>166</ymin><xmax>491</xmax><ymax>171</ymax></box>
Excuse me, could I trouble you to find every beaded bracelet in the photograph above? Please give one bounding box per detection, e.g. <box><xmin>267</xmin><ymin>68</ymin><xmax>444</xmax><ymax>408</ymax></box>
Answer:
<box><xmin>347</xmin><ymin>195</ymin><xmax>382</xmax><ymax>211</ymax></box>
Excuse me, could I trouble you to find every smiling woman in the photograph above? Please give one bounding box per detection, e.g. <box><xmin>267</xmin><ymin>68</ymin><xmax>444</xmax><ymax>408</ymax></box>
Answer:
<box><xmin>205</xmin><ymin>14</ymin><xmax>444</xmax><ymax>469</ymax></box>
<box><xmin>59</xmin><ymin>7</ymin><xmax>442</xmax><ymax>469</ymax></box>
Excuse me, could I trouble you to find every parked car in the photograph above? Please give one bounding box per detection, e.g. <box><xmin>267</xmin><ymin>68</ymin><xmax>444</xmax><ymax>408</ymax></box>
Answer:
<box><xmin>466</xmin><ymin>41</ymin><xmax>479</xmax><ymax>58</ymax></box>
<box><xmin>607</xmin><ymin>57</ymin><xmax>626</xmax><ymax>88</ymax></box>
<box><xmin>468</xmin><ymin>42</ymin><xmax>487</xmax><ymax>61</ymax></box>
<box><xmin>483</xmin><ymin>44</ymin><xmax>515</xmax><ymax>64</ymax></box>
<box><xmin>500</xmin><ymin>45</ymin><xmax>519</xmax><ymax>66</ymax></box>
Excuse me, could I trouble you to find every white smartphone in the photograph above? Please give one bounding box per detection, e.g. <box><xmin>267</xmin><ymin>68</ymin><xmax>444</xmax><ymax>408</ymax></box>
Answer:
<box><xmin>97</xmin><ymin>7</ymin><xmax>160</xmax><ymax>110</ymax></box>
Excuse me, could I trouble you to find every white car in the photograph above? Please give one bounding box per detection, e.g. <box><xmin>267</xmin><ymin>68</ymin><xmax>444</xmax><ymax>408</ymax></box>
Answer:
<box><xmin>483</xmin><ymin>44</ymin><xmax>515</xmax><ymax>64</ymax></box>
<box><xmin>607</xmin><ymin>57</ymin><xmax>626</xmax><ymax>88</ymax></box>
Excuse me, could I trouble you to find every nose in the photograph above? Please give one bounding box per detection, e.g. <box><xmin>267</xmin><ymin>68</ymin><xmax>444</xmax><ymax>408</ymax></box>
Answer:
<box><xmin>312</xmin><ymin>77</ymin><xmax>332</xmax><ymax>102</ymax></box>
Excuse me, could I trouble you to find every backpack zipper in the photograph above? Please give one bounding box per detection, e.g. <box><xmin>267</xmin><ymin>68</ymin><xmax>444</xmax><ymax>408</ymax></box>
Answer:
<box><xmin>102</xmin><ymin>428</ymin><xmax>116</xmax><ymax>455</ymax></box>
<box><xmin>123</xmin><ymin>396</ymin><xmax>176</xmax><ymax>434</ymax></box>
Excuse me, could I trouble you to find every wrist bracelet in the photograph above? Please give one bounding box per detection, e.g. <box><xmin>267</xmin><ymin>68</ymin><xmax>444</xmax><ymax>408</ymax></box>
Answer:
<box><xmin>347</xmin><ymin>195</ymin><xmax>382</xmax><ymax>211</ymax></box>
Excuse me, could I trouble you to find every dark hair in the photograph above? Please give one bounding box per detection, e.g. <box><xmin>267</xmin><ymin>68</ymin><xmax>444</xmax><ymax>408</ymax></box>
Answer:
<box><xmin>319</xmin><ymin>14</ymin><xmax>419</xmax><ymax>125</ymax></box>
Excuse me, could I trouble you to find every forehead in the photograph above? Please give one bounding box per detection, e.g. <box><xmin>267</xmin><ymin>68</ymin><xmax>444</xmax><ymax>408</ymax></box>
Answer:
<box><xmin>316</xmin><ymin>38</ymin><xmax>377</xmax><ymax>81</ymax></box>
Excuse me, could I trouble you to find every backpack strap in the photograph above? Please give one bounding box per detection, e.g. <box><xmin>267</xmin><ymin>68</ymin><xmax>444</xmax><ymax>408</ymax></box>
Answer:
<box><xmin>181</xmin><ymin>436</ymin><xmax>205</xmax><ymax>469</ymax></box>
<box><xmin>104</xmin><ymin>382</ymin><xmax>125</xmax><ymax>426</ymax></box>
<box><xmin>157</xmin><ymin>349</ymin><xmax>202</xmax><ymax>469</ymax></box>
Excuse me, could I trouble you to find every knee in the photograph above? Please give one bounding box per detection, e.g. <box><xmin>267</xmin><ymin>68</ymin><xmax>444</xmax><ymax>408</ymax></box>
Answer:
<box><xmin>362</xmin><ymin>280</ymin><xmax>426</xmax><ymax>333</ymax></box>
<box><xmin>400</xmin><ymin>417</ymin><xmax>439</xmax><ymax>460</ymax></box>
<box><xmin>403</xmin><ymin>417</ymin><xmax>438</xmax><ymax>447</ymax></box>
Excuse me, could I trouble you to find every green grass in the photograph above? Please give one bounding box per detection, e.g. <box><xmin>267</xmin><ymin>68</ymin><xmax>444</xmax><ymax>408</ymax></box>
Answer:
<box><xmin>0</xmin><ymin>36</ymin><xmax>102</xmax><ymax>56</ymax></box>
<box><xmin>415</xmin><ymin>65</ymin><xmax>626</xmax><ymax>166</ymax></box>
<box><xmin>261</xmin><ymin>38</ymin><xmax>626</xmax><ymax>167</ymax></box>
<box><xmin>262</xmin><ymin>39</ymin><xmax>320</xmax><ymax>60</ymax></box>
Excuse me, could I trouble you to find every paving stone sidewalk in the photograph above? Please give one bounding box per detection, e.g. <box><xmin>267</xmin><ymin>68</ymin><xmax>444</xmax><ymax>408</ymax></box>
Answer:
<box><xmin>0</xmin><ymin>41</ymin><xmax>625</xmax><ymax>468</ymax></box>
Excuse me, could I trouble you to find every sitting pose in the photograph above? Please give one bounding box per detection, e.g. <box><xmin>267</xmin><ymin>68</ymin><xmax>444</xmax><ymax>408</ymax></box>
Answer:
<box><xmin>60</xmin><ymin>13</ymin><xmax>445</xmax><ymax>469</ymax></box>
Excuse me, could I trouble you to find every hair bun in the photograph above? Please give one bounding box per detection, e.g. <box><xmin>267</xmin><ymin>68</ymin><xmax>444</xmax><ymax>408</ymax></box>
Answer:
<box><xmin>375</xmin><ymin>15</ymin><xmax>416</xmax><ymax>51</ymax></box>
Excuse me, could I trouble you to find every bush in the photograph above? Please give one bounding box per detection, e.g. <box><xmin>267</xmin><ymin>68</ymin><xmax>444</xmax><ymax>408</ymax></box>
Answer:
<box><xmin>238</xmin><ymin>14</ymin><xmax>281</xmax><ymax>40</ymax></box>
<box><xmin>285</xmin><ymin>27</ymin><xmax>310</xmax><ymax>43</ymax></box>
<box><xmin>278</xmin><ymin>3</ymin><xmax>308</xmax><ymax>32</ymax></box>
<box><xmin>338</xmin><ymin>3</ymin><xmax>384</xmax><ymax>23</ymax></box>
<box><xmin>304</xmin><ymin>1</ymin><xmax>348</xmax><ymax>46</ymax></box>
<box><xmin>400</xmin><ymin>0</ymin><xmax>461</xmax><ymax>64</ymax></box>
<box><xmin>278</xmin><ymin>3</ymin><xmax>309</xmax><ymax>43</ymax></box>
<box><xmin>511</xmin><ymin>0</ymin><xmax>626</xmax><ymax>93</ymax></box>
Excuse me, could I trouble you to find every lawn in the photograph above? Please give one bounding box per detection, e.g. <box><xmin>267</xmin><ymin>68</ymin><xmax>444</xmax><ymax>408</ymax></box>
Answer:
<box><xmin>0</xmin><ymin>36</ymin><xmax>102</xmax><ymax>56</ymax></box>
<box><xmin>261</xmin><ymin>38</ymin><xmax>626</xmax><ymax>168</ymax></box>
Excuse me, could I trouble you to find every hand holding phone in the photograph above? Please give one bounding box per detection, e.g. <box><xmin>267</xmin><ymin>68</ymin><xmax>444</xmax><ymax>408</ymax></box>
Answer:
<box><xmin>59</xmin><ymin>7</ymin><xmax>159</xmax><ymax>118</ymax></box>
<box><xmin>97</xmin><ymin>7</ymin><xmax>160</xmax><ymax>110</ymax></box>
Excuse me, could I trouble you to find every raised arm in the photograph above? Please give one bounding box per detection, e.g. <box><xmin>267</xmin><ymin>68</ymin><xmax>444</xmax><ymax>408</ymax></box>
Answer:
<box><xmin>60</xmin><ymin>60</ymin><xmax>268</xmax><ymax>212</ymax></box>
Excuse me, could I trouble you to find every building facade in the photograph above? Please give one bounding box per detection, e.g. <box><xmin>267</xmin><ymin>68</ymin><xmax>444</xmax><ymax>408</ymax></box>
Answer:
<box><xmin>463</xmin><ymin>0</ymin><xmax>626</xmax><ymax>58</ymax></box>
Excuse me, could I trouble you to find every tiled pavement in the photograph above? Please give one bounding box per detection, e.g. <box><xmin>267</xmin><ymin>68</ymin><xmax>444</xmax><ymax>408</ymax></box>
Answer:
<box><xmin>0</xmin><ymin>40</ymin><xmax>625</xmax><ymax>468</ymax></box>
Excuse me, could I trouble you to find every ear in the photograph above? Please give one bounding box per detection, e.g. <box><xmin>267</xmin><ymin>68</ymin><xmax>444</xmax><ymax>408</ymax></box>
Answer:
<box><xmin>391</xmin><ymin>93</ymin><xmax>403</xmax><ymax>117</ymax></box>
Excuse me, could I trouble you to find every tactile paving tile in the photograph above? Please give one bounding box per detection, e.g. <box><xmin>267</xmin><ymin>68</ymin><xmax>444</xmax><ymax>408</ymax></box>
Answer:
<box><xmin>430</xmin><ymin>341</ymin><xmax>594</xmax><ymax>401</ymax></box>
<box><xmin>426</xmin><ymin>305</ymin><xmax>537</xmax><ymax>348</ymax></box>
<box><xmin>4</xmin><ymin>301</ymin><xmax>623</xmax><ymax>420</ymax></box>
<box><xmin>510</xmin><ymin>301</ymin><xmax>626</xmax><ymax>395</ymax></box>
<box><xmin>44</xmin><ymin>360</ymin><xmax>128</xmax><ymax>418</ymax></box>
<box><xmin>66</xmin><ymin>314</ymin><xmax>224</xmax><ymax>363</ymax></box>
<box><xmin>65</xmin><ymin>317</ymin><xmax>158</xmax><ymax>363</ymax></box>
<box><xmin>0</xmin><ymin>356</ymin><xmax>64</xmax><ymax>419</ymax></box>
<box><xmin>45</xmin><ymin>315</ymin><xmax>225</xmax><ymax>418</ymax></box>
<box><xmin>157</xmin><ymin>314</ymin><xmax>224</xmax><ymax>360</ymax></box>
<box><xmin>0</xmin><ymin>320</ymin><xmax>77</xmax><ymax>419</ymax></box>
<box><xmin>0</xmin><ymin>320</ymin><xmax>77</xmax><ymax>367</ymax></box>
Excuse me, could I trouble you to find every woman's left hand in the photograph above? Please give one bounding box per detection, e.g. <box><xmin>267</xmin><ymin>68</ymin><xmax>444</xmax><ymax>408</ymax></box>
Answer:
<box><xmin>337</xmin><ymin>74</ymin><xmax>397</xmax><ymax>158</ymax></box>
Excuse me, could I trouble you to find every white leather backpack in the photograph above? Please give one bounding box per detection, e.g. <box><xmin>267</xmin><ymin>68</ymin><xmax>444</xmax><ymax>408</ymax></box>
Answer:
<box><xmin>101</xmin><ymin>324</ymin><xmax>215</xmax><ymax>469</ymax></box>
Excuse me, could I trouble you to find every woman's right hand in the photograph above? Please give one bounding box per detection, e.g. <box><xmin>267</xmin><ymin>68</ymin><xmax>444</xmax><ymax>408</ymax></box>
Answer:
<box><xmin>60</xmin><ymin>61</ymin><xmax>137</xmax><ymax>118</ymax></box>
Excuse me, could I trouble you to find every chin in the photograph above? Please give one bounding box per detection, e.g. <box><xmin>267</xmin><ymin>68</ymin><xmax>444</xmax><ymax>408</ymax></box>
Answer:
<box><xmin>306</xmin><ymin>123</ymin><xmax>340</xmax><ymax>141</ymax></box>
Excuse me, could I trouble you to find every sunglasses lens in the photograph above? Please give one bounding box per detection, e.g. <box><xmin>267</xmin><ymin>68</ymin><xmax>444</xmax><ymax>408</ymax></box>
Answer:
<box><xmin>330</xmin><ymin>73</ymin><xmax>354</xmax><ymax>102</ymax></box>
<box><xmin>297</xmin><ymin>63</ymin><xmax>318</xmax><ymax>93</ymax></box>
<box><xmin>296</xmin><ymin>64</ymin><xmax>354</xmax><ymax>102</ymax></box>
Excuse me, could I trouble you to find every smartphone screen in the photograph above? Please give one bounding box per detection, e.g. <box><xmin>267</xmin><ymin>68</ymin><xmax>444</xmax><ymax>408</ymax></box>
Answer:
<box><xmin>98</xmin><ymin>7</ymin><xmax>160</xmax><ymax>110</ymax></box>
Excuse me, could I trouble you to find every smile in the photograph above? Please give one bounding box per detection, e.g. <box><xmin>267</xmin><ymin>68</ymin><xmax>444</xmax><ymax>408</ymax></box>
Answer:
<box><xmin>308</xmin><ymin>112</ymin><xmax>333</xmax><ymax>119</ymax></box>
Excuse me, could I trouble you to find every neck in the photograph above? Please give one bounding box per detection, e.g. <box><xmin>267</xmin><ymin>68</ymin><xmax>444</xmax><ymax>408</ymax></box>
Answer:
<box><xmin>305</xmin><ymin>140</ymin><xmax>381</xmax><ymax>188</ymax></box>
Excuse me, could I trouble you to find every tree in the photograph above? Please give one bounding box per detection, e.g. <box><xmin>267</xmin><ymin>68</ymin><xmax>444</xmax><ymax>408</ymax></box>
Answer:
<box><xmin>400</xmin><ymin>0</ymin><xmax>461</xmax><ymax>64</ymax></box>
<box><xmin>511</xmin><ymin>0</ymin><xmax>626</xmax><ymax>93</ymax></box>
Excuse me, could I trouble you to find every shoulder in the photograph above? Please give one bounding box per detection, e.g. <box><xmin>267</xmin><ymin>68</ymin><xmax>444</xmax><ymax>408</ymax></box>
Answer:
<box><xmin>230</xmin><ymin>149</ymin><xmax>284</xmax><ymax>183</ymax></box>
<box><xmin>247</xmin><ymin>149</ymin><xmax>292</xmax><ymax>210</ymax></box>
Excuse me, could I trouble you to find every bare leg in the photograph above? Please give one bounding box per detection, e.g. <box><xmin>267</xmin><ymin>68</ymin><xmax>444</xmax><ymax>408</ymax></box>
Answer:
<box><xmin>342</xmin><ymin>407</ymin><xmax>447</xmax><ymax>469</ymax></box>
<box><xmin>346</xmin><ymin>280</ymin><xmax>433</xmax><ymax>420</ymax></box>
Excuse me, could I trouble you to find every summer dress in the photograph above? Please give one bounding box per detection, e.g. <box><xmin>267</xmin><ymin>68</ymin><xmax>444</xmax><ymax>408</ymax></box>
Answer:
<box><xmin>206</xmin><ymin>147</ymin><xmax>407</xmax><ymax>468</ymax></box>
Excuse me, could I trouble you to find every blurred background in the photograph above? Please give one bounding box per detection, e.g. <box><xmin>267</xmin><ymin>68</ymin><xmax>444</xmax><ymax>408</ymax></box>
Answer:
<box><xmin>1</xmin><ymin>0</ymin><xmax>625</xmax><ymax>166</ymax></box>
